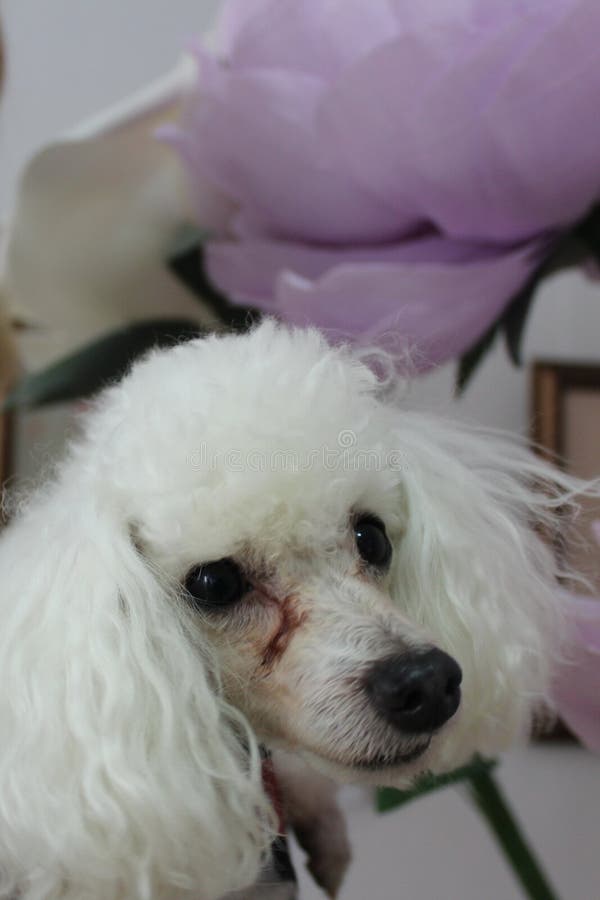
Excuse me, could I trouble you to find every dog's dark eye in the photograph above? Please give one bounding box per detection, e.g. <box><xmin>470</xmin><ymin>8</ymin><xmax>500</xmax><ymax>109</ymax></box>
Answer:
<box><xmin>184</xmin><ymin>559</ymin><xmax>248</xmax><ymax>610</ymax></box>
<box><xmin>354</xmin><ymin>515</ymin><xmax>392</xmax><ymax>569</ymax></box>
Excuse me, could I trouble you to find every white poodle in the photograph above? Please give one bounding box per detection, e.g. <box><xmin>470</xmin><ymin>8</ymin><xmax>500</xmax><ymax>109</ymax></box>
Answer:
<box><xmin>0</xmin><ymin>322</ymin><xmax>583</xmax><ymax>899</ymax></box>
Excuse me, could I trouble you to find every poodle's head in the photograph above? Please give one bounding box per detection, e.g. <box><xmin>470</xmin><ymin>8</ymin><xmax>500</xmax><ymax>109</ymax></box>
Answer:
<box><xmin>0</xmin><ymin>322</ymin><xmax>571</xmax><ymax>898</ymax></box>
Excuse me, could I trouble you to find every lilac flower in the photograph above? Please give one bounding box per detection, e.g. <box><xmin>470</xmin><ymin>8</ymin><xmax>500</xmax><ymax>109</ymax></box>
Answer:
<box><xmin>550</xmin><ymin>519</ymin><xmax>600</xmax><ymax>752</ymax></box>
<box><xmin>553</xmin><ymin>593</ymin><xmax>600</xmax><ymax>753</ymax></box>
<box><xmin>166</xmin><ymin>0</ymin><xmax>600</xmax><ymax>367</ymax></box>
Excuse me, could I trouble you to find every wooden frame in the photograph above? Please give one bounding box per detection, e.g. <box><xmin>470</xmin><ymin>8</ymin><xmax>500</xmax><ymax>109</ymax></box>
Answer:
<box><xmin>531</xmin><ymin>362</ymin><xmax>600</xmax><ymax>741</ymax></box>
<box><xmin>0</xmin><ymin>364</ymin><xmax>15</xmax><ymax>507</ymax></box>
<box><xmin>0</xmin><ymin>409</ymin><xmax>13</xmax><ymax>485</ymax></box>
<box><xmin>0</xmin><ymin>275</ymin><xmax>18</xmax><ymax>502</ymax></box>
<box><xmin>532</xmin><ymin>362</ymin><xmax>600</xmax><ymax>576</ymax></box>
<box><xmin>0</xmin><ymin>323</ymin><xmax>17</xmax><ymax>510</ymax></box>
<box><xmin>532</xmin><ymin>361</ymin><xmax>600</xmax><ymax>461</ymax></box>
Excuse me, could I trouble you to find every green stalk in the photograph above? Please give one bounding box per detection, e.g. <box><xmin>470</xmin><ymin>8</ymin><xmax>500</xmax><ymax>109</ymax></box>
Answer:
<box><xmin>468</xmin><ymin>767</ymin><xmax>560</xmax><ymax>900</ymax></box>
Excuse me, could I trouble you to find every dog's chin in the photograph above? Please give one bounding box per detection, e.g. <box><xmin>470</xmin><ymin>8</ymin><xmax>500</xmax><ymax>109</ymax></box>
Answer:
<box><xmin>298</xmin><ymin>738</ymin><xmax>432</xmax><ymax>786</ymax></box>
<box><xmin>351</xmin><ymin>738</ymin><xmax>431</xmax><ymax>771</ymax></box>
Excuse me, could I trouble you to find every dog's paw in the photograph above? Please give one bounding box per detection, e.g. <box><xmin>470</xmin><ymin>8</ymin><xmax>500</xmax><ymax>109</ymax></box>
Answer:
<box><xmin>272</xmin><ymin>751</ymin><xmax>351</xmax><ymax>897</ymax></box>
<box><xmin>294</xmin><ymin>810</ymin><xmax>351</xmax><ymax>898</ymax></box>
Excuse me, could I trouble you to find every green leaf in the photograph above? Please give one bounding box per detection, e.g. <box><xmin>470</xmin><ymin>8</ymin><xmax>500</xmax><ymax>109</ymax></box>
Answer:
<box><xmin>469</xmin><ymin>765</ymin><xmax>560</xmax><ymax>900</ymax></box>
<box><xmin>377</xmin><ymin>757</ymin><xmax>560</xmax><ymax>899</ymax></box>
<box><xmin>167</xmin><ymin>224</ymin><xmax>209</xmax><ymax>259</ymax></box>
<box><xmin>167</xmin><ymin>230</ymin><xmax>258</xmax><ymax>331</ymax></box>
<box><xmin>5</xmin><ymin>318</ymin><xmax>202</xmax><ymax>410</ymax></box>
<box><xmin>502</xmin><ymin>228</ymin><xmax>591</xmax><ymax>367</ymax></box>
<box><xmin>456</xmin><ymin>321</ymin><xmax>500</xmax><ymax>395</ymax></box>
<box><xmin>573</xmin><ymin>202</ymin><xmax>600</xmax><ymax>265</ymax></box>
<box><xmin>455</xmin><ymin>202</ymin><xmax>600</xmax><ymax>392</ymax></box>
<box><xmin>376</xmin><ymin>756</ymin><xmax>497</xmax><ymax>814</ymax></box>
<box><xmin>503</xmin><ymin>281</ymin><xmax>539</xmax><ymax>366</ymax></box>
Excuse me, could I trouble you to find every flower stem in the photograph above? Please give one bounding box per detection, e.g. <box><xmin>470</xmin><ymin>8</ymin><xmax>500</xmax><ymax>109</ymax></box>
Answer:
<box><xmin>468</xmin><ymin>767</ymin><xmax>560</xmax><ymax>900</ymax></box>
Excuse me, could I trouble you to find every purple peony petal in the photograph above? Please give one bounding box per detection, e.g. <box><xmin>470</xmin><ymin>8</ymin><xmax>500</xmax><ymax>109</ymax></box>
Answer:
<box><xmin>320</xmin><ymin>0</ymin><xmax>600</xmax><ymax>242</ymax></box>
<box><xmin>207</xmin><ymin>235</ymin><xmax>543</xmax><ymax>368</ymax></box>
<box><xmin>552</xmin><ymin>594</ymin><xmax>600</xmax><ymax>753</ymax></box>
<box><xmin>217</xmin><ymin>0</ymin><xmax>398</xmax><ymax>79</ymax></box>
<box><xmin>177</xmin><ymin>46</ymin><xmax>404</xmax><ymax>244</ymax></box>
<box><xmin>169</xmin><ymin>0</ymin><xmax>600</xmax><ymax>361</ymax></box>
<box><xmin>206</xmin><ymin>232</ymin><xmax>533</xmax><ymax>304</ymax></box>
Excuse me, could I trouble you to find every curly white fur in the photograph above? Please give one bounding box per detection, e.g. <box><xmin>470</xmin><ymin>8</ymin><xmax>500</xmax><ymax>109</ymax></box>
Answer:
<box><xmin>0</xmin><ymin>321</ymin><xmax>591</xmax><ymax>899</ymax></box>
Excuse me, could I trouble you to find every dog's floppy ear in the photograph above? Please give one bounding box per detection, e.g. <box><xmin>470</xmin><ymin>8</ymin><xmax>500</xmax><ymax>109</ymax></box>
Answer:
<box><xmin>0</xmin><ymin>477</ymin><xmax>273</xmax><ymax>900</ymax></box>
<box><xmin>385</xmin><ymin>412</ymin><xmax>589</xmax><ymax>764</ymax></box>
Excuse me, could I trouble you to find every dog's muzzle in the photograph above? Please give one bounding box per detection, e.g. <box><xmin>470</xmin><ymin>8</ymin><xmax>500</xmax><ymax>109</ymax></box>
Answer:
<box><xmin>365</xmin><ymin>648</ymin><xmax>462</xmax><ymax>734</ymax></box>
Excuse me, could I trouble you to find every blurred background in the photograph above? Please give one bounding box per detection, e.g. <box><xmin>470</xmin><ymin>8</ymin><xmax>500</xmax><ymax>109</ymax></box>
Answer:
<box><xmin>1</xmin><ymin>2</ymin><xmax>599</xmax><ymax>898</ymax></box>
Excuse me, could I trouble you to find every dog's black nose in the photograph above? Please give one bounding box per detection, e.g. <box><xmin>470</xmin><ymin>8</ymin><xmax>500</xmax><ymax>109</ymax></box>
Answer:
<box><xmin>366</xmin><ymin>649</ymin><xmax>462</xmax><ymax>734</ymax></box>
